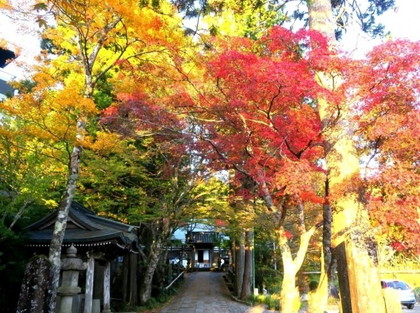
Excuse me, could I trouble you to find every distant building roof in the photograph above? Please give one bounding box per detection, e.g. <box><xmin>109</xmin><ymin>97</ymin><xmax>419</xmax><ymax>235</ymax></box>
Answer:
<box><xmin>186</xmin><ymin>231</ymin><xmax>219</xmax><ymax>244</ymax></box>
<box><xmin>0</xmin><ymin>48</ymin><xmax>16</xmax><ymax>68</ymax></box>
<box><xmin>0</xmin><ymin>78</ymin><xmax>14</xmax><ymax>97</ymax></box>
<box><xmin>26</xmin><ymin>202</ymin><xmax>141</xmax><ymax>254</ymax></box>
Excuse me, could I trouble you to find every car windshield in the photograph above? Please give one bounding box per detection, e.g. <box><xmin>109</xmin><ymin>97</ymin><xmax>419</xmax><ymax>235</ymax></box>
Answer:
<box><xmin>393</xmin><ymin>281</ymin><xmax>409</xmax><ymax>290</ymax></box>
<box><xmin>383</xmin><ymin>281</ymin><xmax>396</xmax><ymax>288</ymax></box>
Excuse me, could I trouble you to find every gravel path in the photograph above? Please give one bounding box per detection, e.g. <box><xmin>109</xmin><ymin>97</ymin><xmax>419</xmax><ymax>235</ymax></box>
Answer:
<box><xmin>157</xmin><ymin>271</ymin><xmax>271</xmax><ymax>313</ymax></box>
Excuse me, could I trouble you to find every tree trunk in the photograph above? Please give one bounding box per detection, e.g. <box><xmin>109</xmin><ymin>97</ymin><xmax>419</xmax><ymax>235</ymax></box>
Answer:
<box><xmin>307</xmin><ymin>251</ymin><xmax>329</xmax><ymax>313</ymax></box>
<box><xmin>280</xmin><ymin>266</ymin><xmax>300</xmax><ymax>313</ymax></box>
<box><xmin>139</xmin><ymin>238</ymin><xmax>163</xmax><ymax>304</ymax></box>
<box><xmin>139</xmin><ymin>219</ymin><xmax>173</xmax><ymax>305</ymax></box>
<box><xmin>47</xmin><ymin>136</ymin><xmax>84</xmax><ymax>313</ymax></box>
<box><xmin>277</xmin><ymin>226</ymin><xmax>316</xmax><ymax>313</ymax></box>
<box><xmin>308</xmin><ymin>1</ymin><xmax>386</xmax><ymax>312</ymax></box>
<box><xmin>335</xmin><ymin>242</ymin><xmax>352</xmax><ymax>313</ymax></box>
<box><xmin>240</xmin><ymin>230</ymin><xmax>252</xmax><ymax>300</ymax></box>
<box><xmin>322</xmin><ymin>179</ymin><xmax>334</xmax><ymax>282</ymax></box>
<box><xmin>234</xmin><ymin>232</ymin><xmax>245</xmax><ymax>297</ymax></box>
<box><xmin>307</xmin><ymin>183</ymin><xmax>332</xmax><ymax>313</ymax></box>
<box><xmin>345</xmin><ymin>235</ymin><xmax>387</xmax><ymax>313</ymax></box>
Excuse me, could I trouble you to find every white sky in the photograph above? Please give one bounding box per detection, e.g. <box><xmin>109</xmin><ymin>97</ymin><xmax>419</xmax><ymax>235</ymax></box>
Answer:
<box><xmin>0</xmin><ymin>0</ymin><xmax>419</xmax><ymax>79</ymax></box>
<box><xmin>341</xmin><ymin>0</ymin><xmax>420</xmax><ymax>57</ymax></box>
<box><xmin>379</xmin><ymin>0</ymin><xmax>420</xmax><ymax>41</ymax></box>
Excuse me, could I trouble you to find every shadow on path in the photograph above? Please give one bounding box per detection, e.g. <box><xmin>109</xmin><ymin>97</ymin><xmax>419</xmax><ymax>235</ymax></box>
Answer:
<box><xmin>157</xmin><ymin>271</ymin><xmax>271</xmax><ymax>313</ymax></box>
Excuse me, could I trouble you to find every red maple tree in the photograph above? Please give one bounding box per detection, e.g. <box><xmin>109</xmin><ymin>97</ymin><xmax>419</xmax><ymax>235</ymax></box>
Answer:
<box><xmin>346</xmin><ymin>39</ymin><xmax>420</xmax><ymax>256</ymax></box>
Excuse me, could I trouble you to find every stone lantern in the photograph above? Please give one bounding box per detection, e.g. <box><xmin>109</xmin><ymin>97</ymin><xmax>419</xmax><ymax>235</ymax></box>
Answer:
<box><xmin>58</xmin><ymin>245</ymin><xmax>87</xmax><ymax>313</ymax></box>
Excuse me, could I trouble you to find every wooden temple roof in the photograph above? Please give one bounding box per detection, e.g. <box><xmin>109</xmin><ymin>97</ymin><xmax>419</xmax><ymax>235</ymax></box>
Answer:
<box><xmin>26</xmin><ymin>202</ymin><xmax>141</xmax><ymax>253</ymax></box>
<box><xmin>186</xmin><ymin>231</ymin><xmax>219</xmax><ymax>248</ymax></box>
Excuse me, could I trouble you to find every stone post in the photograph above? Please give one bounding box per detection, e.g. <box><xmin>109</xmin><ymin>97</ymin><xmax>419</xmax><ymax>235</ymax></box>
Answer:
<box><xmin>58</xmin><ymin>245</ymin><xmax>86</xmax><ymax>313</ymax></box>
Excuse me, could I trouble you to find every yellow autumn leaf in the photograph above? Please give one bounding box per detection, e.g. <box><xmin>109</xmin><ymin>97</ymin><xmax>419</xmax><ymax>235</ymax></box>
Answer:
<box><xmin>82</xmin><ymin>131</ymin><xmax>123</xmax><ymax>154</ymax></box>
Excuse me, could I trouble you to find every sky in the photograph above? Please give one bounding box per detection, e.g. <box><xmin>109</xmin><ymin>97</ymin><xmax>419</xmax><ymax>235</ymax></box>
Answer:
<box><xmin>0</xmin><ymin>0</ymin><xmax>419</xmax><ymax>79</ymax></box>
<box><xmin>341</xmin><ymin>0</ymin><xmax>420</xmax><ymax>57</ymax></box>
<box><xmin>377</xmin><ymin>0</ymin><xmax>420</xmax><ymax>41</ymax></box>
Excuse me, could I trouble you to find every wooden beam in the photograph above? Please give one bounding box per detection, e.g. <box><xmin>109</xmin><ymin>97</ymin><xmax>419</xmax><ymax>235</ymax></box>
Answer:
<box><xmin>84</xmin><ymin>255</ymin><xmax>95</xmax><ymax>313</ymax></box>
<box><xmin>102</xmin><ymin>261</ymin><xmax>112</xmax><ymax>313</ymax></box>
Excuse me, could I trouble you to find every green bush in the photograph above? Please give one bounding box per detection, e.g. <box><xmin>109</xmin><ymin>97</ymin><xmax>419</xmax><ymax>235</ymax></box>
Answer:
<box><xmin>255</xmin><ymin>266</ymin><xmax>282</xmax><ymax>294</ymax></box>
<box><xmin>413</xmin><ymin>287</ymin><xmax>420</xmax><ymax>303</ymax></box>
<box><xmin>249</xmin><ymin>294</ymin><xmax>280</xmax><ymax>311</ymax></box>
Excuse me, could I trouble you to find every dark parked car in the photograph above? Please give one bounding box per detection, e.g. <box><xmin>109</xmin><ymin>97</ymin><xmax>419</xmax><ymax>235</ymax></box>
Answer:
<box><xmin>382</xmin><ymin>280</ymin><xmax>416</xmax><ymax>310</ymax></box>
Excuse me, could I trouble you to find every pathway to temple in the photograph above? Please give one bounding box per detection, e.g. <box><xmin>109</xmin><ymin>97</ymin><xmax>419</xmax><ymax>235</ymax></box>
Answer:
<box><xmin>157</xmin><ymin>271</ymin><xmax>273</xmax><ymax>313</ymax></box>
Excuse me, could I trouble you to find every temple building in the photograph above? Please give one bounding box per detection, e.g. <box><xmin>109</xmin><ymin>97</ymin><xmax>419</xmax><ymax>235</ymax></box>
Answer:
<box><xmin>186</xmin><ymin>231</ymin><xmax>220</xmax><ymax>269</ymax></box>
<box><xmin>167</xmin><ymin>227</ymin><xmax>229</xmax><ymax>271</ymax></box>
<box><xmin>25</xmin><ymin>202</ymin><xmax>141</xmax><ymax>313</ymax></box>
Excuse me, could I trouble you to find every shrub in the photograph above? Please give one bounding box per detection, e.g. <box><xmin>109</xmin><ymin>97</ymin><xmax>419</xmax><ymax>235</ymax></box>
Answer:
<box><xmin>413</xmin><ymin>287</ymin><xmax>420</xmax><ymax>303</ymax></box>
<box><xmin>249</xmin><ymin>294</ymin><xmax>280</xmax><ymax>311</ymax></box>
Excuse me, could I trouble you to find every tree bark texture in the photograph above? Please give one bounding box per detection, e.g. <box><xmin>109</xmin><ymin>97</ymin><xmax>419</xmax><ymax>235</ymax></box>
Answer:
<box><xmin>308</xmin><ymin>1</ymin><xmax>386</xmax><ymax>312</ymax></box>
<box><xmin>240</xmin><ymin>230</ymin><xmax>252</xmax><ymax>300</ymax></box>
<box><xmin>48</xmin><ymin>138</ymin><xmax>84</xmax><ymax>313</ymax></box>
<box><xmin>16</xmin><ymin>256</ymin><xmax>50</xmax><ymax>313</ymax></box>
<box><xmin>139</xmin><ymin>220</ymin><xmax>172</xmax><ymax>305</ymax></box>
<box><xmin>277</xmin><ymin>226</ymin><xmax>316</xmax><ymax>313</ymax></box>
<box><xmin>335</xmin><ymin>242</ymin><xmax>352</xmax><ymax>313</ymax></box>
<box><xmin>139</xmin><ymin>239</ymin><xmax>162</xmax><ymax>304</ymax></box>
<box><xmin>234</xmin><ymin>233</ymin><xmax>245</xmax><ymax>298</ymax></box>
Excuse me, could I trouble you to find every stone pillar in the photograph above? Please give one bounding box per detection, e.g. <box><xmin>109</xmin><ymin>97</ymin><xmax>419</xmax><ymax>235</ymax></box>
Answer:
<box><xmin>84</xmin><ymin>254</ymin><xmax>95</xmax><ymax>313</ymax></box>
<box><xmin>58</xmin><ymin>245</ymin><xmax>86</xmax><ymax>313</ymax></box>
<box><xmin>16</xmin><ymin>256</ymin><xmax>50</xmax><ymax>313</ymax></box>
<box><xmin>102</xmin><ymin>261</ymin><xmax>112</xmax><ymax>313</ymax></box>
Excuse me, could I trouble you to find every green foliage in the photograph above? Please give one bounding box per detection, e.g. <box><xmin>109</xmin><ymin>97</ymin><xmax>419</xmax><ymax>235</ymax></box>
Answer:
<box><xmin>0</xmin><ymin>115</ymin><xmax>64</xmax><ymax>232</ymax></box>
<box><xmin>78</xmin><ymin>148</ymin><xmax>150</xmax><ymax>221</ymax></box>
<box><xmin>174</xmin><ymin>0</ymin><xmax>395</xmax><ymax>41</ymax></box>
<box><xmin>414</xmin><ymin>287</ymin><xmax>420</xmax><ymax>303</ymax></box>
<box><xmin>255</xmin><ymin>266</ymin><xmax>282</xmax><ymax>294</ymax></box>
<box><xmin>249</xmin><ymin>294</ymin><xmax>281</xmax><ymax>311</ymax></box>
<box><xmin>93</xmin><ymin>73</ymin><xmax>115</xmax><ymax>110</ymax></box>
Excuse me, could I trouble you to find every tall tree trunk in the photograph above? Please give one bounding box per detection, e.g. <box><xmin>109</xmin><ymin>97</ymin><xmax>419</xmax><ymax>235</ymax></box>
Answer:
<box><xmin>139</xmin><ymin>220</ymin><xmax>171</xmax><ymax>305</ymax></box>
<box><xmin>139</xmin><ymin>237</ymin><xmax>163</xmax><ymax>304</ymax></box>
<box><xmin>240</xmin><ymin>230</ymin><xmax>252</xmax><ymax>300</ymax></box>
<box><xmin>234</xmin><ymin>232</ymin><xmax>245</xmax><ymax>297</ymax></box>
<box><xmin>308</xmin><ymin>1</ymin><xmax>386</xmax><ymax>312</ymax></box>
<box><xmin>307</xmin><ymin>179</ymin><xmax>332</xmax><ymax>313</ymax></box>
<box><xmin>322</xmin><ymin>179</ymin><xmax>333</xmax><ymax>279</ymax></box>
<box><xmin>47</xmin><ymin>129</ymin><xmax>84</xmax><ymax>313</ymax></box>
